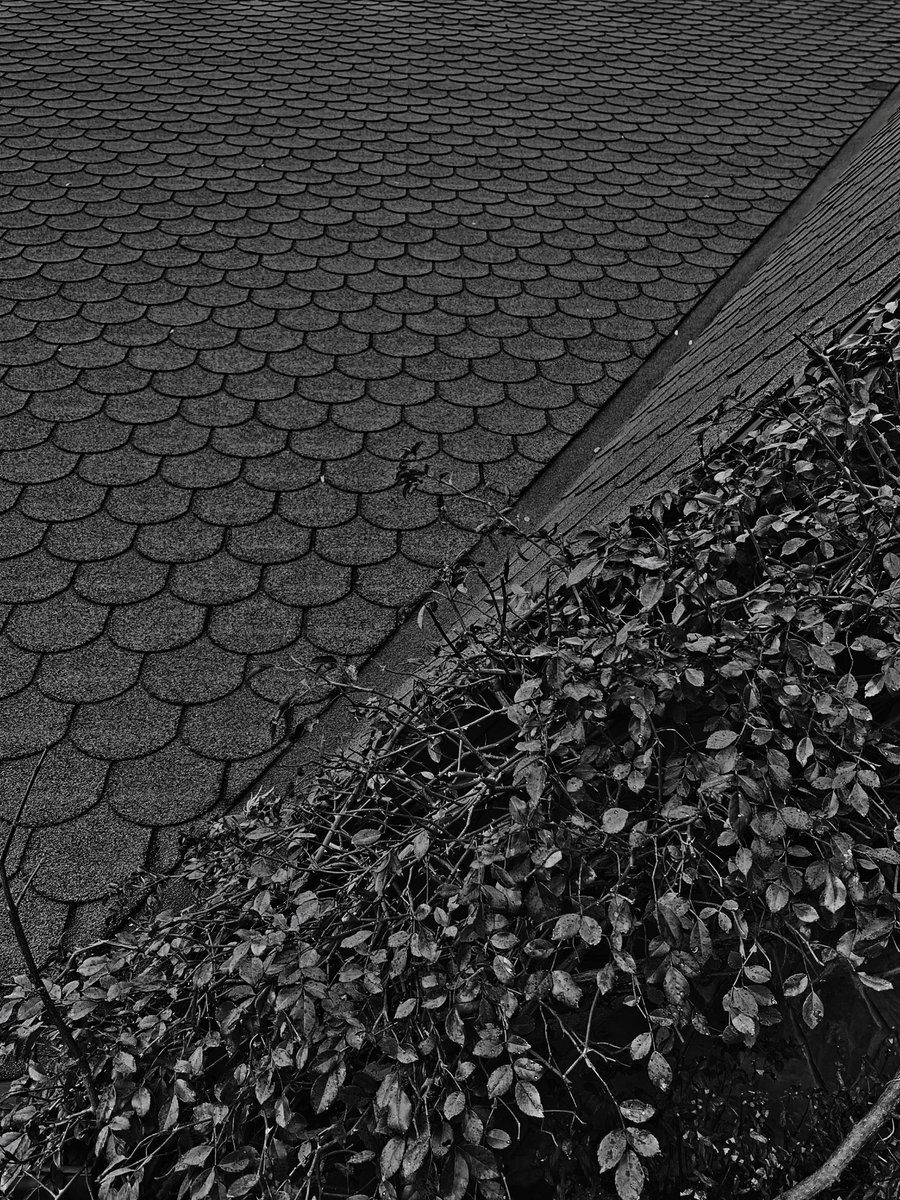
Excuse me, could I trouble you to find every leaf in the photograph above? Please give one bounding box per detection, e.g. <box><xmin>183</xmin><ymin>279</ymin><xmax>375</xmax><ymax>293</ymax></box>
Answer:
<box><xmin>394</xmin><ymin>998</ymin><xmax>417</xmax><ymax>1020</ymax></box>
<box><xmin>731</xmin><ymin>1012</ymin><xmax>757</xmax><ymax>1037</ymax></box>
<box><xmin>639</xmin><ymin>577</ymin><xmax>665</xmax><ymax>611</ymax></box>
<box><xmin>175</xmin><ymin>1145</ymin><xmax>213</xmax><ymax>1171</ymax></box>
<box><xmin>858</xmin><ymin>973</ymin><xmax>893</xmax><ymax>991</ymax></box>
<box><xmin>597</xmin><ymin>1129</ymin><xmax>627</xmax><ymax>1171</ymax></box>
<box><xmin>402</xmin><ymin>1133</ymin><xmax>430</xmax><ymax>1180</ymax></box>
<box><xmin>602</xmin><ymin>807</ymin><xmax>629</xmax><ymax>834</ymax></box>
<box><xmin>443</xmin><ymin>1092</ymin><xmax>465</xmax><ymax>1120</ymax></box>
<box><xmin>492</xmin><ymin>955</ymin><xmax>515</xmax><ymax>983</ymax></box>
<box><xmin>781</xmin><ymin>807</ymin><xmax>812</xmax><ymax>830</ymax></box>
<box><xmin>340</xmin><ymin>928</ymin><xmax>373</xmax><ymax>950</ymax></box>
<box><xmin>596</xmin><ymin>963</ymin><xmax>616</xmax><ymax>993</ymax></box>
<box><xmin>131</xmin><ymin>1086</ymin><xmax>150</xmax><ymax>1117</ymax></box>
<box><xmin>462</xmin><ymin>1109</ymin><xmax>484</xmax><ymax>1144</ymax></box>
<box><xmin>629</xmin><ymin>1033</ymin><xmax>652</xmax><ymax>1061</ymax></box>
<box><xmin>190</xmin><ymin>1169</ymin><xmax>216</xmax><ymax>1200</ymax></box>
<box><xmin>706</xmin><ymin>730</ymin><xmax>738</xmax><ymax>750</ymax></box>
<box><xmin>487</xmin><ymin>1065</ymin><xmax>513</xmax><ymax>1098</ymax></box>
<box><xmin>808</xmin><ymin>644</ymin><xmax>836</xmax><ymax>672</ymax></box>
<box><xmin>821</xmin><ymin>872</ymin><xmax>847</xmax><ymax>913</ymax></box>
<box><xmin>567</xmin><ymin>556</ymin><xmax>600</xmax><ymax>587</ymax></box>
<box><xmin>551</xmin><ymin>969</ymin><xmax>583</xmax><ymax>1008</ymax></box>
<box><xmin>381</xmin><ymin>1137</ymin><xmax>405</xmax><ymax>1180</ymax></box>
<box><xmin>802</xmin><ymin>990</ymin><xmax>824</xmax><ymax>1029</ymax></box>
<box><xmin>744</xmin><ymin>965</ymin><xmax>771</xmax><ymax>984</ymax></box>
<box><xmin>735</xmin><ymin>847</ymin><xmax>753</xmax><ymax>875</ymax></box>
<box><xmin>161</xmin><ymin>1094</ymin><xmax>179</xmax><ymax>1130</ymax></box>
<box><xmin>226</xmin><ymin>1176</ymin><xmax>258</xmax><ymax>1198</ymax></box>
<box><xmin>727</xmin><ymin>986</ymin><xmax>759</xmax><ymax>1018</ymax></box>
<box><xmin>663</xmin><ymin>967</ymin><xmax>689</xmax><ymax>1006</ymax></box>
<box><xmin>440</xmin><ymin>1149</ymin><xmax>469</xmax><ymax>1200</ymax></box>
<box><xmin>551</xmin><ymin>913</ymin><xmax>581</xmax><ymax>940</ymax></box>
<box><xmin>796</xmin><ymin>737</ymin><xmax>814</xmax><ymax>766</ymax></box>
<box><xmin>294</xmin><ymin>892</ymin><xmax>319</xmax><ymax>925</ymax></box>
<box><xmin>311</xmin><ymin>1065</ymin><xmax>344</xmax><ymax>1114</ymax></box>
<box><xmin>863</xmin><ymin>847</ymin><xmax>900</xmax><ymax>865</ymax></box>
<box><xmin>579</xmin><ymin>915</ymin><xmax>603</xmax><ymax>945</ymax></box>
<box><xmin>524</xmin><ymin>763</ymin><xmax>547</xmax><ymax>803</ymax></box>
<box><xmin>647</xmin><ymin>1052</ymin><xmax>672</xmax><ymax>1091</ymax></box>
<box><xmin>486</xmin><ymin>1129</ymin><xmax>511</xmax><ymax>1150</ymax></box>
<box><xmin>792</xmin><ymin>903</ymin><xmax>819</xmax><ymax>923</ymax></box>
<box><xmin>627</xmin><ymin>1128</ymin><xmax>661</xmax><ymax>1158</ymax></box>
<box><xmin>618</xmin><ymin>1100</ymin><xmax>655</xmax><ymax>1124</ymax></box>
<box><xmin>765</xmin><ymin>883</ymin><xmax>789</xmax><ymax>912</ymax></box>
<box><xmin>514</xmin><ymin>1081</ymin><xmax>544</xmax><ymax>1118</ymax></box>
<box><xmin>69</xmin><ymin>1000</ymin><xmax>98</xmax><ymax>1021</ymax></box>
<box><xmin>445</xmin><ymin>1006</ymin><xmax>465</xmax><ymax>1046</ymax></box>
<box><xmin>352</xmin><ymin>827</ymin><xmax>382</xmax><ymax>846</ymax></box>
<box><xmin>387</xmin><ymin>1088</ymin><xmax>413</xmax><ymax>1134</ymax></box>
<box><xmin>615</xmin><ymin>1148</ymin><xmax>645</xmax><ymax>1200</ymax></box>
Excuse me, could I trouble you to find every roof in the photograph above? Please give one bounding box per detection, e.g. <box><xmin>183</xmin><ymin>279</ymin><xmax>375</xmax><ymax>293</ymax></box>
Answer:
<box><xmin>1</xmin><ymin>0</ymin><xmax>899</xmax><ymax>977</ymax></box>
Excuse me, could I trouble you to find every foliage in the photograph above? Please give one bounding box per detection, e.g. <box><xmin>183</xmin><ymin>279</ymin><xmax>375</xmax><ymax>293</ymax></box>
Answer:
<box><xmin>3</xmin><ymin>301</ymin><xmax>900</xmax><ymax>1199</ymax></box>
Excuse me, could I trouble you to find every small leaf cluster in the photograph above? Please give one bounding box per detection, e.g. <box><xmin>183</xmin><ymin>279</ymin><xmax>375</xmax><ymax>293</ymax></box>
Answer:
<box><xmin>2</xmin><ymin>301</ymin><xmax>900</xmax><ymax>1198</ymax></box>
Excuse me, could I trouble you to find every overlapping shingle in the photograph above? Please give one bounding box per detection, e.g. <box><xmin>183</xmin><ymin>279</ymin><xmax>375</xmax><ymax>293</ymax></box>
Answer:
<box><xmin>1</xmin><ymin>0</ymin><xmax>899</xmax><ymax>978</ymax></box>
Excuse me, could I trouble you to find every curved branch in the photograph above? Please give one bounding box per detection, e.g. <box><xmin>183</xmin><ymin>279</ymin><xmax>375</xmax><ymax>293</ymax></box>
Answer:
<box><xmin>773</xmin><ymin>1066</ymin><xmax>900</xmax><ymax>1200</ymax></box>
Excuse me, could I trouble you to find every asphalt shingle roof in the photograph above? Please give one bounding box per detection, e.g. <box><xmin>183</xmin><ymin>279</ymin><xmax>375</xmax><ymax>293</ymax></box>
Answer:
<box><xmin>1</xmin><ymin>0</ymin><xmax>899</xmax><ymax>975</ymax></box>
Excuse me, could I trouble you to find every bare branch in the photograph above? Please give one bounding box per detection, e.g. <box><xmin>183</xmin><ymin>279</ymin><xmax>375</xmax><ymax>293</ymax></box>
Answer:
<box><xmin>773</xmin><ymin>1067</ymin><xmax>900</xmax><ymax>1200</ymax></box>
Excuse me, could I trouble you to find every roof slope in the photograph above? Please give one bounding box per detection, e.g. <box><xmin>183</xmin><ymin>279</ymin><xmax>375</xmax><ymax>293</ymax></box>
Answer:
<box><xmin>0</xmin><ymin>0</ymin><xmax>898</xmax><ymax>975</ymax></box>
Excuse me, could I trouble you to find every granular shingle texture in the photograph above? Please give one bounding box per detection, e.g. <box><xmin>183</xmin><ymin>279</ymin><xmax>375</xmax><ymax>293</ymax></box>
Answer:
<box><xmin>513</xmin><ymin>109</ymin><xmax>900</xmax><ymax>568</ymax></box>
<box><xmin>0</xmin><ymin>0</ymin><xmax>899</xmax><ymax>975</ymax></box>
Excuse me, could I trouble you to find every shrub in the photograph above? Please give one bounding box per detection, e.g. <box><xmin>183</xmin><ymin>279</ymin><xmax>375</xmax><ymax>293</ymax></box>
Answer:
<box><xmin>3</xmin><ymin>302</ymin><xmax>900</xmax><ymax>1199</ymax></box>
